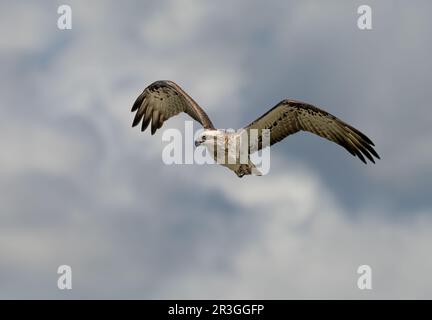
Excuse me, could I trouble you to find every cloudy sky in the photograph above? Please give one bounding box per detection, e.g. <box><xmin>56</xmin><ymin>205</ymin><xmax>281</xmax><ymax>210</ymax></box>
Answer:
<box><xmin>1</xmin><ymin>0</ymin><xmax>431</xmax><ymax>299</ymax></box>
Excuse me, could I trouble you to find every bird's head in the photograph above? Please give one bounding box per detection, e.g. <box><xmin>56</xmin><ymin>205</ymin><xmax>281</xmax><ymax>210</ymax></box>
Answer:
<box><xmin>195</xmin><ymin>129</ymin><xmax>225</xmax><ymax>147</ymax></box>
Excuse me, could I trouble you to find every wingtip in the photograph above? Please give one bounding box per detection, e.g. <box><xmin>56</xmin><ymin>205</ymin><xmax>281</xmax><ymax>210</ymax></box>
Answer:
<box><xmin>364</xmin><ymin>153</ymin><xmax>380</xmax><ymax>164</ymax></box>
<box><xmin>131</xmin><ymin>91</ymin><xmax>146</xmax><ymax>112</ymax></box>
<box><xmin>368</xmin><ymin>146</ymin><xmax>381</xmax><ymax>163</ymax></box>
<box><xmin>132</xmin><ymin>118</ymin><xmax>141</xmax><ymax>128</ymax></box>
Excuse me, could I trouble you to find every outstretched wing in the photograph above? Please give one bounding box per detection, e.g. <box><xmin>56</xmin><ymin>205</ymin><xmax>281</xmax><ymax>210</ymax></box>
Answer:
<box><xmin>131</xmin><ymin>80</ymin><xmax>215</xmax><ymax>134</ymax></box>
<box><xmin>244</xmin><ymin>99</ymin><xmax>380</xmax><ymax>164</ymax></box>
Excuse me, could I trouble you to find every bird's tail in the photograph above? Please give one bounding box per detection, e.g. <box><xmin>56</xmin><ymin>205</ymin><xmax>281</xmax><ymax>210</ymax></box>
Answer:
<box><xmin>234</xmin><ymin>160</ymin><xmax>262</xmax><ymax>178</ymax></box>
<box><xmin>250</xmin><ymin>160</ymin><xmax>262</xmax><ymax>176</ymax></box>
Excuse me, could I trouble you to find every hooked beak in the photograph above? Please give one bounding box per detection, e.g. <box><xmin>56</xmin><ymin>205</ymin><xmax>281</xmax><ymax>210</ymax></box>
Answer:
<box><xmin>194</xmin><ymin>140</ymin><xmax>202</xmax><ymax>147</ymax></box>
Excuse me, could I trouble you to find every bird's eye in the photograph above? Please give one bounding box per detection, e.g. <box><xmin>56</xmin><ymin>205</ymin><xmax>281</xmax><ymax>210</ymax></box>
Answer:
<box><xmin>202</xmin><ymin>136</ymin><xmax>207</xmax><ymax>141</ymax></box>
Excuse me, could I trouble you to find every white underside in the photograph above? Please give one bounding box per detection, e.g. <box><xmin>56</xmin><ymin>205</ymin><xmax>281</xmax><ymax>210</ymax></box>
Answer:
<box><xmin>201</xmin><ymin>130</ymin><xmax>262</xmax><ymax>176</ymax></box>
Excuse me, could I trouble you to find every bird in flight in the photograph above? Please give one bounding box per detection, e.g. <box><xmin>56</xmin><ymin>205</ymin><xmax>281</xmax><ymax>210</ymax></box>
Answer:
<box><xmin>131</xmin><ymin>80</ymin><xmax>380</xmax><ymax>177</ymax></box>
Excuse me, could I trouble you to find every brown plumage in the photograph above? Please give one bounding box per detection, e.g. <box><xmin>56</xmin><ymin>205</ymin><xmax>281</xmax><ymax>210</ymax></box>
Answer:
<box><xmin>244</xmin><ymin>99</ymin><xmax>380</xmax><ymax>163</ymax></box>
<box><xmin>132</xmin><ymin>80</ymin><xmax>380</xmax><ymax>173</ymax></box>
<box><xmin>131</xmin><ymin>80</ymin><xmax>214</xmax><ymax>135</ymax></box>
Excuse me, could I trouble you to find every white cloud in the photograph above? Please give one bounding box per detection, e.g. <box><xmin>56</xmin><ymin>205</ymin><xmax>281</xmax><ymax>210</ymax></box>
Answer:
<box><xmin>138</xmin><ymin>0</ymin><xmax>210</xmax><ymax>47</ymax></box>
<box><xmin>0</xmin><ymin>2</ymin><xmax>55</xmax><ymax>53</ymax></box>
<box><xmin>1</xmin><ymin>0</ymin><xmax>432</xmax><ymax>299</ymax></box>
<box><xmin>160</xmin><ymin>164</ymin><xmax>432</xmax><ymax>299</ymax></box>
<box><xmin>0</xmin><ymin>121</ymin><xmax>99</xmax><ymax>177</ymax></box>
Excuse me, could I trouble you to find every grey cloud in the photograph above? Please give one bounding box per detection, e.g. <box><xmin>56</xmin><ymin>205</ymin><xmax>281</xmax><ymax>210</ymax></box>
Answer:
<box><xmin>1</xmin><ymin>0</ymin><xmax>432</xmax><ymax>299</ymax></box>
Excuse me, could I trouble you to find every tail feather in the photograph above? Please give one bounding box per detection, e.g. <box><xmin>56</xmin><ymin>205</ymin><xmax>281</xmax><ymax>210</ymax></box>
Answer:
<box><xmin>233</xmin><ymin>160</ymin><xmax>262</xmax><ymax>178</ymax></box>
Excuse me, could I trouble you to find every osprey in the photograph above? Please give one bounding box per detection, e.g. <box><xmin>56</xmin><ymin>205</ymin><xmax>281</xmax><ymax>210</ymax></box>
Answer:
<box><xmin>131</xmin><ymin>80</ymin><xmax>380</xmax><ymax>177</ymax></box>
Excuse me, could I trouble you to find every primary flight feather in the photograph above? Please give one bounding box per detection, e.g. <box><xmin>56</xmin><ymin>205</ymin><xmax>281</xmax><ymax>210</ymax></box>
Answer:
<box><xmin>131</xmin><ymin>80</ymin><xmax>380</xmax><ymax>177</ymax></box>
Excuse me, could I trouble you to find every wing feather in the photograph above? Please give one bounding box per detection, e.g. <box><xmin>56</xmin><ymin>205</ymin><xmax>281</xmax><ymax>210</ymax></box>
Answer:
<box><xmin>131</xmin><ymin>80</ymin><xmax>215</xmax><ymax>135</ymax></box>
<box><xmin>244</xmin><ymin>99</ymin><xmax>380</xmax><ymax>164</ymax></box>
